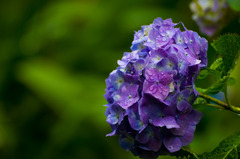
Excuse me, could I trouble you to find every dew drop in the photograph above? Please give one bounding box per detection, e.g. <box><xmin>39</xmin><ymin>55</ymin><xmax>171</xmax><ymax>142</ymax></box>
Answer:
<box><xmin>147</xmin><ymin>70</ymin><xmax>153</xmax><ymax>75</ymax></box>
<box><xmin>237</xmin><ymin>114</ymin><xmax>240</xmax><ymax>116</ymax></box>
<box><xmin>168</xmin><ymin>146</ymin><xmax>173</xmax><ymax>150</ymax></box>
<box><xmin>150</xmin><ymin>85</ymin><xmax>155</xmax><ymax>91</ymax></box>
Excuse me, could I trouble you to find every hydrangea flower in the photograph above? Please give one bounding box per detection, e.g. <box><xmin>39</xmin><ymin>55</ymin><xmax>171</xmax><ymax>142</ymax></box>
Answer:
<box><xmin>104</xmin><ymin>18</ymin><xmax>207</xmax><ymax>158</ymax></box>
<box><xmin>190</xmin><ymin>0</ymin><xmax>228</xmax><ymax>36</ymax></box>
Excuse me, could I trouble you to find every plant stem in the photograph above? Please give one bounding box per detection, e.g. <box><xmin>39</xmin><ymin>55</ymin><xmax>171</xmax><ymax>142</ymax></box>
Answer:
<box><xmin>224</xmin><ymin>84</ymin><xmax>231</xmax><ymax>107</ymax></box>
<box><xmin>205</xmin><ymin>103</ymin><xmax>225</xmax><ymax>110</ymax></box>
<box><xmin>198</xmin><ymin>93</ymin><xmax>240</xmax><ymax>114</ymax></box>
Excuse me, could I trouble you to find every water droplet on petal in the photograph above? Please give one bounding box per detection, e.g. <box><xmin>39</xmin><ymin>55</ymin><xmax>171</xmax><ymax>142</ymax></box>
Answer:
<box><xmin>150</xmin><ymin>85</ymin><xmax>157</xmax><ymax>94</ymax></box>
<box><xmin>147</xmin><ymin>70</ymin><xmax>153</xmax><ymax>76</ymax></box>
<box><xmin>168</xmin><ymin>146</ymin><xmax>173</xmax><ymax>150</ymax></box>
<box><xmin>150</xmin><ymin>85</ymin><xmax>154</xmax><ymax>91</ymax></box>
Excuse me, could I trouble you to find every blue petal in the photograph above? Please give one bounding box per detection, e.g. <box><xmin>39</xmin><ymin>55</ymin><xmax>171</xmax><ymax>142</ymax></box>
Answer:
<box><xmin>119</xmin><ymin>135</ymin><xmax>134</xmax><ymax>151</ymax></box>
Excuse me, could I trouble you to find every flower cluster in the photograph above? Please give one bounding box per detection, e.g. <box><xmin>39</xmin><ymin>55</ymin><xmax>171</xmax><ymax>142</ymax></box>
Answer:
<box><xmin>104</xmin><ymin>18</ymin><xmax>207</xmax><ymax>157</ymax></box>
<box><xmin>190</xmin><ymin>0</ymin><xmax>228</xmax><ymax>36</ymax></box>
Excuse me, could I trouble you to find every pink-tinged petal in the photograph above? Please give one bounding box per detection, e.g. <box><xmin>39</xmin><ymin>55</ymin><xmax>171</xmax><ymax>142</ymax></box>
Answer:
<box><xmin>164</xmin><ymin>137</ymin><xmax>182</xmax><ymax>153</ymax></box>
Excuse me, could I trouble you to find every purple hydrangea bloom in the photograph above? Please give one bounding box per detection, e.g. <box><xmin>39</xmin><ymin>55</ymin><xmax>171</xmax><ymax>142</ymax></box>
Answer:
<box><xmin>104</xmin><ymin>18</ymin><xmax>207</xmax><ymax>158</ymax></box>
<box><xmin>190</xmin><ymin>0</ymin><xmax>228</xmax><ymax>36</ymax></box>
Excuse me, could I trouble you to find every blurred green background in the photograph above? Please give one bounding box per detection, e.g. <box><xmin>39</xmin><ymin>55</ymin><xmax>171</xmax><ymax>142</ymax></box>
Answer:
<box><xmin>0</xmin><ymin>0</ymin><xmax>240</xmax><ymax>159</ymax></box>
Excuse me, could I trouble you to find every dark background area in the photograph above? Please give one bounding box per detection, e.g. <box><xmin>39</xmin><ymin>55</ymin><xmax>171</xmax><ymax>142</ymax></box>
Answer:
<box><xmin>0</xmin><ymin>0</ymin><xmax>240</xmax><ymax>158</ymax></box>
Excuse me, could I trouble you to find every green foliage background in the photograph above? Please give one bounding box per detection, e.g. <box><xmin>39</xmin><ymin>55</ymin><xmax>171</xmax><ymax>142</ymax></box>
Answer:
<box><xmin>0</xmin><ymin>0</ymin><xmax>240</xmax><ymax>158</ymax></box>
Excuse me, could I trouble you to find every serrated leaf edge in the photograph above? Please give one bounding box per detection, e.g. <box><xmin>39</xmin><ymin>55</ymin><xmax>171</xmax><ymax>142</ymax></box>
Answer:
<box><xmin>223</xmin><ymin>144</ymin><xmax>238</xmax><ymax>159</ymax></box>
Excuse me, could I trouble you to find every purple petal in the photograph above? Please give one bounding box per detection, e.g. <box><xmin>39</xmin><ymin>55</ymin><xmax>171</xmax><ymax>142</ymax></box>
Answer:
<box><xmin>148</xmin><ymin>49</ymin><xmax>167</xmax><ymax>64</ymax></box>
<box><xmin>188</xmin><ymin>109</ymin><xmax>203</xmax><ymax>125</ymax></box>
<box><xmin>143</xmin><ymin>81</ymin><xmax>158</xmax><ymax>94</ymax></box>
<box><xmin>144</xmin><ymin>68</ymin><xmax>159</xmax><ymax>82</ymax></box>
<box><xmin>148</xmin><ymin>27</ymin><xmax>159</xmax><ymax>41</ymax></box>
<box><xmin>164</xmin><ymin>105</ymin><xmax>177</xmax><ymax>116</ymax></box>
<box><xmin>149</xmin><ymin>138</ymin><xmax>162</xmax><ymax>152</ymax></box>
<box><xmin>139</xmin><ymin>94</ymin><xmax>166</xmax><ymax>125</ymax></box>
<box><xmin>164</xmin><ymin>137</ymin><xmax>182</xmax><ymax>153</ymax></box>
<box><xmin>156</xmin><ymin>35</ymin><xmax>170</xmax><ymax>48</ymax></box>
<box><xmin>180</xmin><ymin>125</ymin><xmax>196</xmax><ymax>146</ymax></box>
<box><xmin>143</xmin><ymin>80</ymin><xmax>170</xmax><ymax>101</ymax></box>
<box><xmin>117</xmin><ymin>83</ymin><xmax>139</xmax><ymax>109</ymax></box>
<box><xmin>136</xmin><ymin>129</ymin><xmax>151</xmax><ymax>144</ymax></box>
<box><xmin>158</xmin><ymin>71</ymin><xmax>174</xmax><ymax>85</ymax></box>
<box><xmin>153</xmin><ymin>17</ymin><xmax>163</xmax><ymax>26</ymax></box>
<box><xmin>106</xmin><ymin>125</ymin><xmax>117</xmax><ymax>136</ymax></box>
<box><xmin>162</xmin><ymin>116</ymin><xmax>180</xmax><ymax>129</ymax></box>
<box><xmin>151</xmin><ymin>117</ymin><xmax>165</xmax><ymax>127</ymax></box>
<box><xmin>162</xmin><ymin>18</ymin><xmax>176</xmax><ymax>27</ymax></box>
<box><xmin>171</xmin><ymin>118</ymin><xmax>189</xmax><ymax>136</ymax></box>
<box><xmin>185</xmin><ymin>49</ymin><xmax>201</xmax><ymax>66</ymax></box>
<box><xmin>107</xmin><ymin>114</ymin><xmax>118</xmax><ymax>125</ymax></box>
<box><xmin>119</xmin><ymin>135</ymin><xmax>134</xmax><ymax>151</ymax></box>
<box><xmin>127</xmin><ymin>104</ymin><xmax>145</xmax><ymax>131</ymax></box>
<box><xmin>177</xmin><ymin>100</ymin><xmax>192</xmax><ymax>112</ymax></box>
<box><xmin>173</xmin><ymin>29</ymin><xmax>187</xmax><ymax>48</ymax></box>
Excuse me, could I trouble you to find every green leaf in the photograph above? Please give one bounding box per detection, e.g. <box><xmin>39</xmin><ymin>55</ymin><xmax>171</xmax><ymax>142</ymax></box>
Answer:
<box><xmin>198</xmin><ymin>69</ymin><xmax>221</xmax><ymax>80</ymax></box>
<box><xmin>210</xmin><ymin>58</ymin><xmax>223</xmax><ymax>70</ymax></box>
<box><xmin>203</xmin><ymin>76</ymin><xmax>228</xmax><ymax>95</ymax></box>
<box><xmin>198</xmin><ymin>70</ymin><xmax>209</xmax><ymax>79</ymax></box>
<box><xmin>227</xmin><ymin>77</ymin><xmax>236</xmax><ymax>86</ymax></box>
<box><xmin>199</xmin><ymin>130</ymin><xmax>240</xmax><ymax>159</ymax></box>
<box><xmin>195</xmin><ymin>87</ymin><xmax>207</xmax><ymax>93</ymax></box>
<box><xmin>211</xmin><ymin>34</ymin><xmax>240</xmax><ymax>75</ymax></box>
<box><xmin>172</xmin><ymin>146</ymin><xmax>199</xmax><ymax>159</ymax></box>
<box><xmin>227</xmin><ymin>0</ymin><xmax>240</xmax><ymax>11</ymax></box>
<box><xmin>193</xmin><ymin>96</ymin><xmax>207</xmax><ymax>106</ymax></box>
